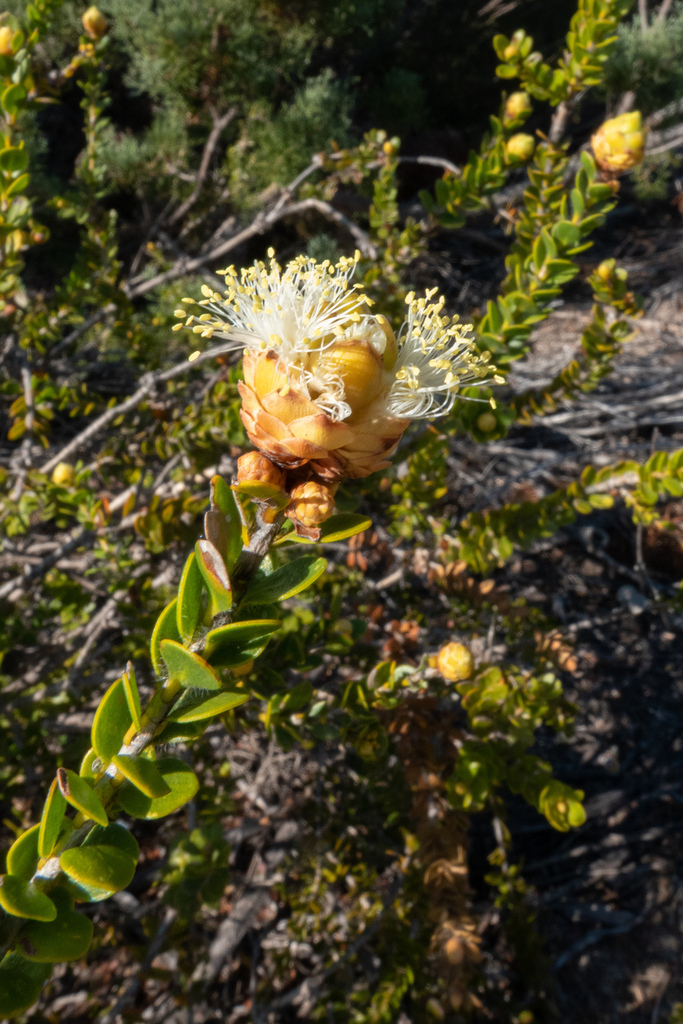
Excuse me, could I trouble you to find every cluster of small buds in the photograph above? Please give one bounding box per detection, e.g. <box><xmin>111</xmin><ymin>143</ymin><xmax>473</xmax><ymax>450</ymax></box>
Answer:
<box><xmin>591</xmin><ymin>112</ymin><xmax>646</xmax><ymax>176</ymax></box>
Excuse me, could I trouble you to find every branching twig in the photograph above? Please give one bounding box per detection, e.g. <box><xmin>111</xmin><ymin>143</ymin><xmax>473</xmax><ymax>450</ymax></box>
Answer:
<box><xmin>37</xmin><ymin>342</ymin><xmax>237</xmax><ymax>477</ymax></box>
<box><xmin>167</xmin><ymin>106</ymin><xmax>238</xmax><ymax>227</ymax></box>
<box><xmin>98</xmin><ymin>907</ymin><xmax>178</xmax><ymax>1024</ymax></box>
<box><xmin>9</xmin><ymin>352</ymin><xmax>35</xmax><ymax>502</ymax></box>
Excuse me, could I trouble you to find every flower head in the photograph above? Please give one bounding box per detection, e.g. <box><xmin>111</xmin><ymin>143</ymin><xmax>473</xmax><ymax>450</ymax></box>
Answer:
<box><xmin>176</xmin><ymin>252</ymin><xmax>497</xmax><ymax>479</ymax></box>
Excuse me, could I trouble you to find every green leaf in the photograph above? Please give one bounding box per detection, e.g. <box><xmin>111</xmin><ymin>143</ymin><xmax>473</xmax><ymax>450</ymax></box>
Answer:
<box><xmin>38</xmin><ymin>780</ymin><xmax>67</xmax><ymax>860</ymax></box>
<box><xmin>150</xmin><ymin>598</ymin><xmax>181</xmax><ymax>675</ymax></box>
<box><xmin>112</xmin><ymin>754</ymin><xmax>172</xmax><ymax>798</ymax></box>
<box><xmin>204</xmin><ymin>618</ymin><xmax>280</xmax><ymax>668</ymax></box>
<box><xmin>20</xmin><ymin>895</ymin><xmax>93</xmax><ymax>963</ymax></box>
<box><xmin>169</xmin><ymin>688</ymin><xmax>250</xmax><ymax>723</ymax></box>
<box><xmin>0</xmin><ymin>145</ymin><xmax>28</xmax><ymax>172</ymax></box>
<box><xmin>208</xmin><ymin>474</ymin><xmax>243</xmax><ymax>568</ymax></box>
<box><xmin>1</xmin><ymin>83</ymin><xmax>26</xmax><ymax>115</ymax></box>
<box><xmin>57</xmin><ymin>769</ymin><xmax>108</xmax><ymax>827</ymax></box>
<box><xmin>79</xmin><ymin>747</ymin><xmax>100</xmax><ymax>781</ymax></box>
<box><xmin>177</xmin><ymin>552</ymin><xmax>205</xmax><ymax>643</ymax></box>
<box><xmin>116</xmin><ymin>757</ymin><xmax>199</xmax><ymax>820</ymax></box>
<box><xmin>60</xmin><ymin>845</ymin><xmax>136</xmax><ymax>894</ymax></box>
<box><xmin>588</xmin><ymin>493</ymin><xmax>614</xmax><ymax>509</ymax></box>
<box><xmin>281</xmin><ymin>680</ymin><xmax>313</xmax><ymax>712</ymax></box>
<box><xmin>82</xmin><ymin>823</ymin><xmax>139</xmax><ymax>862</ymax></box>
<box><xmin>6</xmin><ymin>171</ymin><xmax>29</xmax><ymax>196</ymax></box>
<box><xmin>91</xmin><ymin>677</ymin><xmax>132</xmax><ymax>763</ymax></box>
<box><xmin>0</xmin><ymin>876</ymin><xmax>56</xmax><ymax>921</ymax></box>
<box><xmin>123</xmin><ymin>661</ymin><xmax>141</xmax><ymax>728</ymax></box>
<box><xmin>243</xmin><ymin>556</ymin><xmax>326</xmax><ymax>605</ymax></box>
<box><xmin>0</xmin><ymin>953</ymin><xmax>52</xmax><ymax>1016</ymax></box>
<box><xmin>6</xmin><ymin>823</ymin><xmax>40</xmax><ymax>879</ymax></box>
<box><xmin>195</xmin><ymin>539</ymin><xmax>232</xmax><ymax>615</ymax></box>
<box><xmin>552</xmin><ymin>220</ymin><xmax>581</xmax><ymax>248</ymax></box>
<box><xmin>160</xmin><ymin>640</ymin><xmax>221</xmax><ymax>690</ymax></box>
<box><xmin>283</xmin><ymin>513</ymin><xmax>372</xmax><ymax>544</ymax></box>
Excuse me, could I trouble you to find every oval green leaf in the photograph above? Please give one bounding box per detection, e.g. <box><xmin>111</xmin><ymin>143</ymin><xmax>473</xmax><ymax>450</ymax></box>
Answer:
<box><xmin>1</xmin><ymin>83</ymin><xmax>26</xmax><ymax>116</ymax></box>
<box><xmin>169</xmin><ymin>687</ymin><xmax>250</xmax><ymax>723</ymax></box>
<box><xmin>112</xmin><ymin>754</ymin><xmax>171</xmax><ymax>798</ymax></box>
<box><xmin>57</xmin><ymin>768</ymin><xmax>108</xmax><ymax>827</ymax></box>
<box><xmin>285</xmin><ymin>513</ymin><xmax>372</xmax><ymax>545</ymax></box>
<box><xmin>20</xmin><ymin>903</ymin><xmax>93</xmax><ymax>963</ymax></box>
<box><xmin>150</xmin><ymin>598</ymin><xmax>181</xmax><ymax>675</ymax></box>
<box><xmin>91</xmin><ymin>677</ymin><xmax>133</xmax><ymax>763</ymax></box>
<box><xmin>207</xmin><ymin>474</ymin><xmax>242</xmax><ymax>568</ymax></box>
<box><xmin>38</xmin><ymin>780</ymin><xmax>67</xmax><ymax>860</ymax></box>
<box><xmin>116</xmin><ymin>757</ymin><xmax>199</xmax><ymax>820</ymax></box>
<box><xmin>0</xmin><ymin>876</ymin><xmax>56</xmax><ymax>922</ymax></box>
<box><xmin>80</xmin><ymin>746</ymin><xmax>100</xmax><ymax>781</ymax></box>
<box><xmin>243</xmin><ymin>556</ymin><xmax>326</xmax><ymax>605</ymax></box>
<box><xmin>204</xmin><ymin>618</ymin><xmax>280</xmax><ymax>668</ymax></box>
<box><xmin>177</xmin><ymin>552</ymin><xmax>205</xmax><ymax>643</ymax></box>
<box><xmin>196</xmin><ymin>538</ymin><xmax>232</xmax><ymax>615</ymax></box>
<box><xmin>123</xmin><ymin>661</ymin><xmax>141</xmax><ymax>728</ymax></box>
<box><xmin>0</xmin><ymin>953</ymin><xmax>52</xmax><ymax>1016</ymax></box>
<box><xmin>60</xmin><ymin>845</ymin><xmax>136</xmax><ymax>894</ymax></box>
<box><xmin>6</xmin><ymin>823</ymin><xmax>40</xmax><ymax>879</ymax></box>
<box><xmin>160</xmin><ymin>640</ymin><xmax>221</xmax><ymax>690</ymax></box>
<box><xmin>82</xmin><ymin>822</ymin><xmax>139</xmax><ymax>862</ymax></box>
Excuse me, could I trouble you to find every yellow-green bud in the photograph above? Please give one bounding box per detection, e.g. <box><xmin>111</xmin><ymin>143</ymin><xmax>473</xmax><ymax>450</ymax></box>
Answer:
<box><xmin>595</xmin><ymin>259</ymin><xmax>614</xmax><ymax>283</ymax></box>
<box><xmin>506</xmin><ymin>133</ymin><xmax>535</xmax><ymax>163</ymax></box>
<box><xmin>504</xmin><ymin>92</ymin><xmax>532</xmax><ymax>123</ymax></box>
<box><xmin>0</xmin><ymin>25</ymin><xmax>15</xmax><ymax>56</ymax></box>
<box><xmin>82</xmin><ymin>6</ymin><xmax>107</xmax><ymax>39</ymax></box>
<box><xmin>51</xmin><ymin>462</ymin><xmax>75</xmax><ymax>487</ymax></box>
<box><xmin>476</xmin><ymin>411</ymin><xmax>497</xmax><ymax>433</ymax></box>
<box><xmin>591</xmin><ymin>112</ymin><xmax>646</xmax><ymax>175</ymax></box>
<box><xmin>436</xmin><ymin>642</ymin><xmax>474</xmax><ymax>682</ymax></box>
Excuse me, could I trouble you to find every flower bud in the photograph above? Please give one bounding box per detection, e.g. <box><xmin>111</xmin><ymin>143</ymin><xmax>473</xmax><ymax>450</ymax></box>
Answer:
<box><xmin>505</xmin><ymin>133</ymin><xmax>535</xmax><ymax>163</ymax></box>
<box><xmin>51</xmin><ymin>462</ymin><xmax>75</xmax><ymax>487</ymax></box>
<box><xmin>476</xmin><ymin>411</ymin><xmax>497</xmax><ymax>433</ymax></box>
<box><xmin>591</xmin><ymin>112</ymin><xmax>646</xmax><ymax>175</ymax></box>
<box><xmin>595</xmin><ymin>259</ymin><xmax>614</xmax><ymax>283</ymax></box>
<box><xmin>82</xmin><ymin>6</ymin><xmax>107</xmax><ymax>39</ymax></box>
<box><xmin>287</xmin><ymin>480</ymin><xmax>336</xmax><ymax>528</ymax></box>
<box><xmin>236</xmin><ymin>450</ymin><xmax>286</xmax><ymax>490</ymax></box>
<box><xmin>504</xmin><ymin>92</ymin><xmax>532</xmax><ymax>123</ymax></box>
<box><xmin>0</xmin><ymin>25</ymin><xmax>15</xmax><ymax>56</ymax></box>
<box><xmin>436</xmin><ymin>642</ymin><xmax>474</xmax><ymax>682</ymax></box>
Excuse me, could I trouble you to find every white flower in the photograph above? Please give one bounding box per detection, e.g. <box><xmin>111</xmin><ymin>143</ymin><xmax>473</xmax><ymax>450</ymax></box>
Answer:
<box><xmin>174</xmin><ymin>252</ymin><xmax>500</xmax><ymax>479</ymax></box>
<box><xmin>175</xmin><ymin>250</ymin><xmax>497</xmax><ymax>422</ymax></box>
